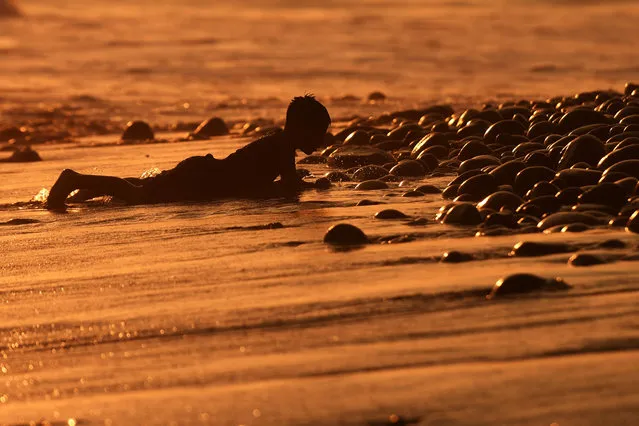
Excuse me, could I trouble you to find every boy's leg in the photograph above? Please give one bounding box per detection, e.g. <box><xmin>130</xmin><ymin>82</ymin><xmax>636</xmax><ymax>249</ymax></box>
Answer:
<box><xmin>66</xmin><ymin>177</ymin><xmax>146</xmax><ymax>202</ymax></box>
<box><xmin>46</xmin><ymin>169</ymin><xmax>145</xmax><ymax>209</ymax></box>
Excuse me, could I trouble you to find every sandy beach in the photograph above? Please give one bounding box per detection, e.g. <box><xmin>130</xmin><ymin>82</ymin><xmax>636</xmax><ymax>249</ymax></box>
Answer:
<box><xmin>2</xmin><ymin>1</ymin><xmax>639</xmax><ymax>425</ymax></box>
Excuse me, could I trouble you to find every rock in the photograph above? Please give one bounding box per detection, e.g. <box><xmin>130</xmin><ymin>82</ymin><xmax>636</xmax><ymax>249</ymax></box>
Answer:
<box><xmin>367</xmin><ymin>91</ymin><xmax>387</xmax><ymax>102</ymax></box>
<box><xmin>509</xmin><ymin>241</ymin><xmax>574</xmax><ymax>257</ymax></box>
<box><xmin>192</xmin><ymin>117</ymin><xmax>229</xmax><ymax>137</ymax></box>
<box><xmin>602</xmin><ymin>159</ymin><xmax>639</xmax><ymax>180</ymax></box>
<box><xmin>626</xmin><ymin>210</ymin><xmax>639</xmax><ymax>233</ymax></box>
<box><xmin>487</xmin><ymin>273</ymin><xmax>570</xmax><ymax>299</ymax></box>
<box><xmin>442</xmin><ymin>184</ymin><xmax>459</xmax><ymax>200</ymax></box>
<box><xmin>477</xmin><ymin>191</ymin><xmax>523</xmax><ymax>211</ymax></box>
<box><xmin>484</xmin><ymin>120</ymin><xmax>527</xmax><ymax>144</ymax></box>
<box><xmin>314</xmin><ymin>177</ymin><xmax>331</xmax><ymax>190</ymax></box>
<box><xmin>441</xmin><ymin>203</ymin><xmax>482</xmax><ymax>226</ymax></box>
<box><xmin>343</xmin><ymin>130</ymin><xmax>371</xmax><ymax>146</ymax></box>
<box><xmin>561</xmin><ymin>223</ymin><xmax>591</xmax><ymax>233</ymax></box>
<box><xmin>0</xmin><ymin>146</ymin><xmax>42</xmax><ymax>163</ymax></box>
<box><xmin>389</xmin><ymin>160</ymin><xmax>426</xmax><ymax>177</ymax></box>
<box><xmin>458</xmin><ymin>155</ymin><xmax>501</xmax><ymax>175</ymax></box>
<box><xmin>557</xmin><ymin>134</ymin><xmax>606</xmax><ymax>169</ymax></box>
<box><xmin>352</xmin><ymin>165</ymin><xmax>389</xmax><ymax>182</ymax></box>
<box><xmin>578</xmin><ymin>183</ymin><xmax>628</xmax><ymax>209</ymax></box>
<box><xmin>554</xmin><ymin>168</ymin><xmax>602</xmax><ymax>187</ymax></box>
<box><xmin>356</xmin><ymin>199</ymin><xmax>383</xmax><ymax>206</ymax></box>
<box><xmin>457</xmin><ymin>173</ymin><xmax>498</xmax><ymax>201</ymax></box>
<box><xmin>324</xmin><ymin>224</ymin><xmax>369</xmax><ymax>245</ymax></box>
<box><xmin>458</xmin><ymin>140</ymin><xmax>493</xmax><ymax>161</ymax></box>
<box><xmin>323</xmin><ymin>171</ymin><xmax>351</xmax><ymax>182</ymax></box>
<box><xmin>525</xmin><ymin>181</ymin><xmax>559</xmax><ymax>199</ymax></box>
<box><xmin>513</xmin><ymin>166</ymin><xmax>556</xmax><ymax>196</ymax></box>
<box><xmin>568</xmin><ymin>253</ymin><xmax>606</xmax><ymax>267</ymax></box>
<box><xmin>597</xmin><ymin>144</ymin><xmax>639</xmax><ymax>170</ymax></box>
<box><xmin>489</xmin><ymin>160</ymin><xmax>526</xmax><ymax>186</ymax></box>
<box><xmin>401</xmin><ymin>190</ymin><xmax>424</xmax><ymax>197</ymax></box>
<box><xmin>121</xmin><ymin>121</ymin><xmax>154</xmax><ymax>141</ymax></box>
<box><xmin>374</xmin><ymin>209</ymin><xmax>409</xmax><ymax>219</ymax></box>
<box><xmin>0</xmin><ymin>0</ymin><xmax>21</xmax><ymax>18</ymax></box>
<box><xmin>558</xmin><ymin>109</ymin><xmax>610</xmax><ymax>133</ymax></box>
<box><xmin>483</xmin><ymin>212</ymin><xmax>518</xmax><ymax>229</ymax></box>
<box><xmin>415</xmin><ymin>151</ymin><xmax>439</xmax><ymax>171</ymax></box>
<box><xmin>410</xmin><ymin>132</ymin><xmax>451</xmax><ymax>157</ymax></box>
<box><xmin>355</xmin><ymin>180</ymin><xmax>389</xmax><ymax>190</ymax></box>
<box><xmin>440</xmin><ymin>251</ymin><xmax>474</xmax><ymax>263</ymax></box>
<box><xmin>415</xmin><ymin>184</ymin><xmax>441</xmax><ymax>194</ymax></box>
<box><xmin>328</xmin><ymin>146</ymin><xmax>395</xmax><ymax>169</ymax></box>
<box><xmin>537</xmin><ymin>212</ymin><xmax>605</xmax><ymax>231</ymax></box>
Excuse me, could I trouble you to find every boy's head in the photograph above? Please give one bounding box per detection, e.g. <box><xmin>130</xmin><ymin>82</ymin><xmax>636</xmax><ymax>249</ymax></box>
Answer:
<box><xmin>284</xmin><ymin>94</ymin><xmax>331</xmax><ymax>155</ymax></box>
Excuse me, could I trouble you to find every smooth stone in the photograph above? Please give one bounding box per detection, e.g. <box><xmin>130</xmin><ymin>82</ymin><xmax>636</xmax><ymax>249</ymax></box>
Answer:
<box><xmin>517</xmin><ymin>195</ymin><xmax>562</xmax><ymax>215</ymax></box>
<box><xmin>374</xmin><ymin>209</ymin><xmax>409</xmax><ymax>219</ymax></box>
<box><xmin>616</xmin><ymin>177</ymin><xmax>638</xmax><ymax>196</ymax></box>
<box><xmin>1</xmin><ymin>146</ymin><xmax>42</xmax><ymax>163</ymax></box>
<box><xmin>420</xmin><ymin>145</ymin><xmax>450</xmax><ymax>160</ymax></box>
<box><xmin>410</xmin><ymin>132</ymin><xmax>451</xmax><ymax>157</ymax></box>
<box><xmin>415</xmin><ymin>184</ymin><xmax>441</xmax><ymax>194</ymax></box>
<box><xmin>568</xmin><ymin>253</ymin><xmax>606</xmax><ymax>267</ymax></box>
<box><xmin>323</xmin><ymin>224</ymin><xmax>369</xmax><ymax>245</ymax></box>
<box><xmin>458</xmin><ymin>155</ymin><xmax>501</xmax><ymax>175</ymax></box>
<box><xmin>323</xmin><ymin>171</ymin><xmax>351</xmax><ymax>182</ymax></box>
<box><xmin>458</xmin><ymin>140</ymin><xmax>493</xmax><ymax>161</ymax></box>
<box><xmin>457</xmin><ymin>173</ymin><xmax>498</xmax><ymax>201</ymax></box>
<box><xmin>554</xmin><ymin>168</ymin><xmax>602</xmax><ymax>188</ymax></box>
<box><xmin>441</xmin><ymin>203</ymin><xmax>482</xmax><ymax>226</ymax></box>
<box><xmin>537</xmin><ymin>212</ymin><xmax>605</xmax><ymax>231</ymax></box>
<box><xmin>558</xmin><ymin>109</ymin><xmax>610</xmax><ymax>133</ymax></box>
<box><xmin>121</xmin><ymin>120</ymin><xmax>154</xmax><ymax>140</ymax></box>
<box><xmin>527</xmin><ymin>121</ymin><xmax>557</xmax><ymax>139</ymax></box>
<box><xmin>355</xmin><ymin>180</ymin><xmax>389</xmax><ymax>190</ymax></box>
<box><xmin>356</xmin><ymin>199</ymin><xmax>383</xmax><ymax>206</ymax></box>
<box><xmin>442</xmin><ymin>184</ymin><xmax>459</xmax><ymax>200</ymax></box>
<box><xmin>489</xmin><ymin>160</ymin><xmax>526</xmax><ymax>186</ymax></box>
<box><xmin>484</xmin><ymin>120</ymin><xmax>526</xmax><ymax>144</ymax></box>
<box><xmin>626</xmin><ymin>210</ymin><xmax>639</xmax><ymax>233</ymax></box>
<box><xmin>578</xmin><ymin>182</ymin><xmax>628</xmax><ymax>209</ymax></box>
<box><xmin>561</xmin><ymin>223</ymin><xmax>591</xmax><ymax>233</ymax></box>
<box><xmin>343</xmin><ymin>130</ymin><xmax>371</xmax><ymax>146</ymax></box>
<box><xmin>440</xmin><ymin>251</ymin><xmax>474</xmax><ymax>263</ymax></box>
<box><xmin>401</xmin><ymin>190</ymin><xmax>424</xmax><ymax>197</ymax></box>
<box><xmin>477</xmin><ymin>191</ymin><xmax>523</xmax><ymax>211</ymax></box>
<box><xmin>483</xmin><ymin>212</ymin><xmax>518</xmax><ymax>229</ymax></box>
<box><xmin>314</xmin><ymin>177</ymin><xmax>331</xmax><ymax>190</ymax></box>
<box><xmin>513</xmin><ymin>166</ymin><xmax>556</xmax><ymax>196</ymax></box>
<box><xmin>598</xmin><ymin>144</ymin><xmax>639</xmax><ymax>170</ymax></box>
<box><xmin>595</xmin><ymin>239</ymin><xmax>626</xmax><ymax>249</ymax></box>
<box><xmin>525</xmin><ymin>181</ymin><xmax>559</xmax><ymax>199</ymax></box>
<box><xmin>509</xmin><ymin>241</ymin><xmax>574</xmax><ymax>257</ymax></box>
<box><xmin>557</xmin><ymin>134</ymin><xmax>606</xmax><ymax>170</ymax></box>
<box><xmin>389</xmin><ymin>160</ymin><xmax>426</xmax><ymax>177</ymax></box>
<box><xmin>487</xmin><ymin>273</ymin><xmax>570</xmax><ymax>299</ymax></box>
<box><xmin>352</xmin><ymin>165</ymin><xmax>390</xmax><ymax>182</ymax></box>
<box><xmin>602</xmin><ymin>159</ymin><xmax>639</xmax><ymax>180</ymax></box>
<box><xmin>415</xmin><ymin>151</ymin><xmax>439</xmax><ymax>171</ymax></box>
<box><xmin>328</xmin><ymin>146</ymin><xmax>395</xmax><ymax>169</ymax></box>
<box><xmin>380</xmin><ymin>174</ymin><xmax>402</xmax><ymax>182</ymax></box>
<box><xmin>192</xmin><ymin>117</ymin><xmax>229</xmax><ymax>137</ymax></box>
<box><xmin>450</xmin><ymin>169</ymin><xmax>483</xmax><ymax>186</ymax></box>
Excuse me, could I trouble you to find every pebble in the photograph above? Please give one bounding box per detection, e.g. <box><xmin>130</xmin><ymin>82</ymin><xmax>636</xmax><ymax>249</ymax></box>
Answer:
<box><xmin>121</xmin><ymin>120</ymin><xmax>154</xmax><ymax>140</ymax></box>
<box><xmin>355</xmin><ymin>180</ymin><xmax>389</xmax><ymax>190</ymax></box>
<box><xmin>440</xmin><ymin>251</ymin><xmax>474</xmax><ymax>263</ymax></box>
<box><xmin>374</xmin><ymin>209</ymin><xmax>409</xmax><ymax>220</ymax></box>
<box><xmin>509</xmin><ymin>241</ymin><xmax>574</xmax><ymax>257</ymax></box>
<box><xmin>487</xmin><ymin>273</ymin><xmax>570</xmax><ymax>299</ymax></box>
<box><xmin>568</xmin><ymin>253</ymin><xmax>606</xmax><ymax>267</ymax></box>
<box><xmin>441</xmin><ymin>203</ymin><xmax>482</xmax><ymax>226</ymax></box>
<box><xmin>324</xmin><ymin>224</ymin><xmax>369</xmax><ymax>245</ymax></box>
<box><xmin>192</xmin><ymin>117</ymin><xmax>229</xmax><ymax>137</ymax></box>
<box><xmin>352</xmin><ymin>165</ymin><xmax>389</xmax><ymax>182</ymax></box>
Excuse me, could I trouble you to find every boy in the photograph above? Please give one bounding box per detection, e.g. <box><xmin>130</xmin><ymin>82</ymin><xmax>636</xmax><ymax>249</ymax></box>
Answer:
<box><xmin>45</xmin><ymin>95</ymin><xmax>331</xmax><ymax>209</ymax></box>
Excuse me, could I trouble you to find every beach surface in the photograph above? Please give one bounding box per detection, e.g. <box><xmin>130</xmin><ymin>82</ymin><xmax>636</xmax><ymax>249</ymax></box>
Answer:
<box><xmin>2</xmin><ymin>1</ymin><xmax>639</xmax><ymax>425</ymax></box>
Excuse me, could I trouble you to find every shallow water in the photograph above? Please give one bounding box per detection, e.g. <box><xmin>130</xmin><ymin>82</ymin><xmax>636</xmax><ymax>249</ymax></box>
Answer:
<box><xmin>2</xmin><ymin>1</ymin><xmax>639</xmax><ymax>424</ymax></box>
<box><xmin>1</xmin><ymin>137</ymin><xmax>639</xmax><ymax>425</ymax></box>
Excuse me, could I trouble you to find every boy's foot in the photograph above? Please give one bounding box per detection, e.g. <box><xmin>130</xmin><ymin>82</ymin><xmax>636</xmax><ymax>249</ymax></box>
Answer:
<box><xmin>45</xmin><ymin>169</ymin><xmax>78</xmax><ymax>210</ymax></box>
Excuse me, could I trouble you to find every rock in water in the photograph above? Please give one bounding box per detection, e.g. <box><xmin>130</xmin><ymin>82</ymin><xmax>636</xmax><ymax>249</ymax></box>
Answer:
<box><xmin>0</xmin><ymin>146</ymin><xmax>42</xmax><ymax>163</ymax></box>
<box><xmin>324</xmin><ymin>224</ymin><xmax>369</xmax><ymax>245</ymax></box>
<box><xmin>192</xmin><ymin>117</ymin><xmax>229</xmax><ymax>138</ymax></box>
<box><xmin>509</xmin><ymin>241</ymin><xmax>574</xmax><ymax>257</ymax></box>
<box><xmin>568</xmin><ymin>253</ymin><xmax>606</xmax><ymax>267</ymax></box>
<box><xmin>440</xmin><ymin>251</ymin><xmax>474</xmax><ymax>263</ymax></box>
<box><xmin>487</xmin><ymin>273</ymin><xmax>570</xmax><ymax>299</ymax></box>
<box><xmin>374</xmin><ymin>209</ymin><xmax>409</xmax><ymax>220</ymax></box>
<box><xmin>121</xmin><ymin>121</ymin><xmax>154</xmax><ymax>141</ymax></box>
<box><xmin>626</xmin><ymin>210</ymin><xmax>639</xmax><ymax>233</ymax></box>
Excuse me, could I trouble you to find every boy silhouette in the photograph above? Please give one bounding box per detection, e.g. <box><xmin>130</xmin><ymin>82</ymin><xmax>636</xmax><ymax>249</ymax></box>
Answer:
<box><xmin>46</xmin><ymin>95</ymin><xmax>330</xmax><ymax>209</ymax></box>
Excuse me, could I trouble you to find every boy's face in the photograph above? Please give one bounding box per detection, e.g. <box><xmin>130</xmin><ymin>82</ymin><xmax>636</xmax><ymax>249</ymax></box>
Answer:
<box><xmin>295</xmin><ymin>126</ymin><xmax>328</xmax><ymax>155</ymax></box>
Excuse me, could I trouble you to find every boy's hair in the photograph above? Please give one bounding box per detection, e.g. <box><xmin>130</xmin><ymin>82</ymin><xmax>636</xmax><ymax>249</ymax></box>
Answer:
<box><xmin>286</xmin><ymin>94</ymin><xmax>331</xmax><ymax>131</ymax></box>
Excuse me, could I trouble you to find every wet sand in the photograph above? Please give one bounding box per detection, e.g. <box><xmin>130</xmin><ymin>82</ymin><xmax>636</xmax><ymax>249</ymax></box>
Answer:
<box><xmin>2</xmin><ymin>0</ymin><xmax>639</xmax><ymax>425</ymax></box>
